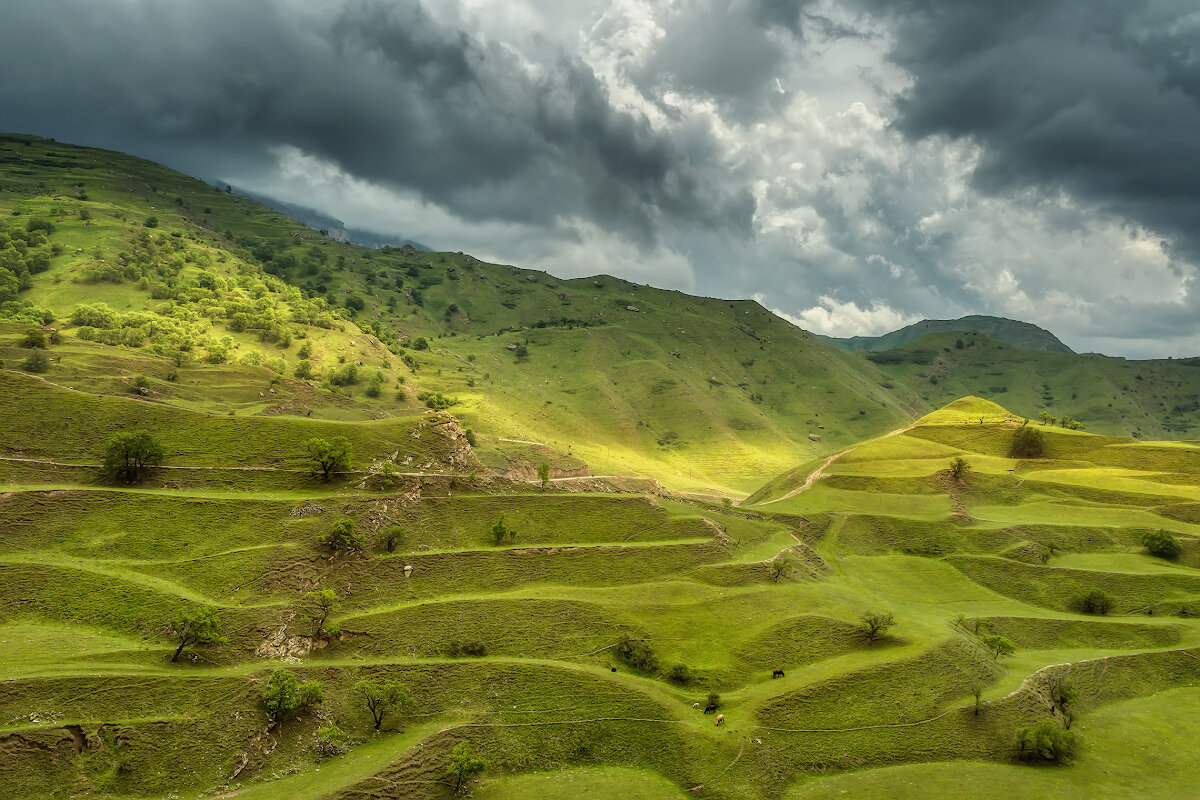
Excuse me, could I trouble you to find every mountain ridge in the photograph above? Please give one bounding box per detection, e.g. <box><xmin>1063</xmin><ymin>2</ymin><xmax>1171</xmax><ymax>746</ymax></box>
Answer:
<box><xmin>817</xmin><ymin>314</ymin><xmax>1075</xmax><ymax>354</ymax></box>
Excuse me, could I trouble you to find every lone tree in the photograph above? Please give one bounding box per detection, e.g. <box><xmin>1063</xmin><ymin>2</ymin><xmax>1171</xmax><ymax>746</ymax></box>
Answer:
<box><xmin>1009</xmin><ymin>425</ymin><xmax>1046</xmax><ymax>458</ymax></box>
<box><xmin>491</xmin><ymin>513</ymin><xmax>514</xmax><ymax>545</ymax></box>
<box><xmin>169</xmin><ymin>607</ymin><xmax>225</xmax><ymax>662</ymax></box>
<box><xmin>1143</xmin><ymin>529</ymin><xmax>1181</xmax><ymax>559</ymax></box>
<box><xmin>355</xmin><ymin>678</ymin><xmax>412</xmax><ymax>729</ymax></box>
<box><xmin>949</xmin><ymin>457</ymin><xmax>970</xmax><ymax>481</ymax></box>
<box><xmin>103</xmin><ymin>430</ymin><xmax>164</xmax><ymax>483</ymax></box>
<box><xmin>304</xmin><ymin>436</ymin><xmax>352</xmax><ymax>481</ymax></box>
<box><xmin>321</xmin><ymin>519</ymin><xmax>364</xmax><ymax>552</ymax></box>
<box><xmin>305</xmin><ymin>589</ymin><xmax>340</xmax><ymax>638</ymax></box>
<box><xmin>537</xmin><ymin>461</ymin><xmax>550</xmax><ymax>487</ymax></box>
<box><xmin>262</xmin><ymin>668</ymin><xmax>324</xmax><ymax>725</ymax></box>
<box><xmin>858</xmin><ymin>611</ymin><xmax>895</xmax><ymax>645</ymax></box>
<box><xmin>444</xmin><ymin>741</ymin><xmax>487</xmax><ymax>794</ymax></box>
<box><xmin>981</xmin><ymin>633</ymin><xmax>1016</xmax><ymax>662</ymax></box>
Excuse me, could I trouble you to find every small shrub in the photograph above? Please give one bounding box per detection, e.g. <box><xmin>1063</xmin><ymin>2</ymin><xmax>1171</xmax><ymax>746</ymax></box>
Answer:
<box><xmin>1078</xmin><ymin>588</ymin><xmax>1114</xmax><ymax>615</ymax></box>
<box><xmin>666</xmin><ymin>664</ymin><xmax>693</xmax><ymax>685</ymax></box>
<box><xmin>1010</xmin><ymin>425</ymin><xmax>1046</xmax><ymax>458</ymax></box>
<box><xmin>314</xmin><ymin>725</ymin><xmax>348</xmax><ymax>757</ymax></box>
<box><xmin>1014</xmin><ymin>718</ymin><xmax>1080</xmax><ymax>763</ymax></box>
<box><xmin>858</xmin><ymin>611</ymin><xmax>894</xmax><ymax>644</ymax></box>
<box><xmin>1142</xmin><ymin>529</ymin><xmax>1181</xmax><ymax>559</ymax></box>
<box><xmin>321</xmin><ymin>519</ymin><xmax>364</xmax><ymax>552</ymax></box>
<box><xmin>614</xmin><ymin>635</ymin><xmax>658</xmax><ymax>672</ymax></box>
<box><xmin>445</xmin><ymin>640</ymin><xmax>488</xmax><ymax>657</ymax></box>
<box><xmin>22</xmin><ymin>349</ymin><xmax>51</xmax><ymax>372</ymax></box>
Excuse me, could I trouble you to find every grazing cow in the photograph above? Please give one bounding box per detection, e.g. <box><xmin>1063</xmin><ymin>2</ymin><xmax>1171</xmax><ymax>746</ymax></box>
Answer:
<box><xmin>715</xmin><ymin>714</ymin><xmax>725</xmax><ymax>726</ymax></box>
<box><xmin>704</xmin><ymin>703</ymin><xmax>717</xmax><ymax>714</ymax></box>
<box><xmin>692</xmin><ymin>702</ymin><xmax>701</xmax><ymax>709</ymax></box>
<box><xmin>772</xmin><ymin>668</ymin><xmax>785</xmax><ymax>679</ymax></box>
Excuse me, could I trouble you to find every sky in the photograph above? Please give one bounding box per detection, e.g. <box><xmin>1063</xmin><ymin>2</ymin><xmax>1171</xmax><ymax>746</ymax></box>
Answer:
<box><xmin>2</xmin><ymin>0</ymin><xmax>1199</xmax><ymax>358</ymax></box>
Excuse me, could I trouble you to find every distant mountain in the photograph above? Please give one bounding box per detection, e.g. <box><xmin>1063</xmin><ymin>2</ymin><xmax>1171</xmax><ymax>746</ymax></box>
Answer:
<box><xmin>817</xmin><ymin>315</ymin><xmax>1074</xmax><ymax>354</ymax></box>
<box><xmin>229</xmin><ymin>186</ymin><xmax>431</xmax><ymax>251</ymax></box>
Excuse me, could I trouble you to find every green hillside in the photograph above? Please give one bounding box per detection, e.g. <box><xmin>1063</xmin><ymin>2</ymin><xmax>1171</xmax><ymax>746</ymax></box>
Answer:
<box><xmin>865</xmin><ymin>331</ymin><xmax>1200</xmax><ymax>440</ymax></box>
<box><xmin>2</xmin><ymin>380</ymin><xmax>1199</xmax><ymax>799</ymax></box>
<box><xmin>819</xmin><ymin>315</ymin><xmax>1074</xmax><ymax>353</ymax></box>
<box><xmin>0</xmin><ymin>133</ymin><xmax>931</xmax><ymax>494</ymax></box>
<box><xmin>4</xmin><ymin>135</ymin><xmax>1200</xmax><ymax>799</ymax></box>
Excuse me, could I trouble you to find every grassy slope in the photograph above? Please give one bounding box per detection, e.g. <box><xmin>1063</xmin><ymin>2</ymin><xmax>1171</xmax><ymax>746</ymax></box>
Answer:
<box><xmin>2</xmin><ymin>135</ymin><xmax>1200</xmax><ymax>799</ymax></box>
<box><xmin>0</xmin><ymin>134</ymin><xmax>928</xmax><ymax>493</ymax></box>
<box><xmin>869</xmin><ymin>330</ymin><xmax>1200</xmax><ymax>440</ymax></box>
<box><xmin>0</xmin><ymin>386</ymin><xmax>1197</xmax><ymax>798</ymax></box>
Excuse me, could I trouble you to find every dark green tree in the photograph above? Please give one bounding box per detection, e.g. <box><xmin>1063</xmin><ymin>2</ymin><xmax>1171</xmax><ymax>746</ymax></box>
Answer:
<box><xmin>304</xmin><ymin>436</ymin><xmax>352</xmax><ymax>481</ymax></box>
<box><xmin>1143</xmin><ymin>529</ymin><xmax>1181</xmax><ymax>559</ymax></box>
<box><xmin>858</xmin><ymin>611</ymin><xmax>895</xmax><ymax>645</ymax></box>
<box><xmin>103</xmin><ymin>430</ymin><xmax>163</xmax><ymax>483</ymax></box>
<box><xmin>1009</xmin><ymin>425</ymin><xmax>1046</xmax><ymax>458</ymax></box>
<box><xmin>261</xmin><ymin>669</ymin><xmax>324</xmax><ymax>724</ymax></box>
<box><xmin>355</xmin><ymin>678</ymin><xmax>412</xmax><ymax>729</ymax></box>
<box><xmin>168</xmin><ymin>606</ymin><xmax>225</xmax><ymax>662</ymax></box>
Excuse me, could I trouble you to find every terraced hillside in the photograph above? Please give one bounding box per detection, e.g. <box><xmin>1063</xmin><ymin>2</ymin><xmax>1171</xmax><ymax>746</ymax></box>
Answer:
<box><xmin>3</xmin><ymin>384</ymin><xmax>1199</xmax><ymax>799</ymax></box>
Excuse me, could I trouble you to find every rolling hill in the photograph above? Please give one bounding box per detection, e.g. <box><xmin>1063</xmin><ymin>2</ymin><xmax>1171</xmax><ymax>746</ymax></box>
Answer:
<box><xmin>4</xmin><ymin>135</ymin><xmax>1200</xmax><ymax>799</ymax></box>
<box><xmin>818</xmin><ymin>315</ymin><xmax>1074</xmax><ymax>354</ymax></box>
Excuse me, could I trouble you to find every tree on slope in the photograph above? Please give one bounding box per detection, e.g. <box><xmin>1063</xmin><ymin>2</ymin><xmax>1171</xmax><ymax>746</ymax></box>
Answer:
<box><xmin>304</xmin><ymin>436</ymin><xmax>351</xmax><ymax>481</ymax></box>
<box><xmin>355</xmin><ymin>678</ymin><xmax>412</xmax><ymax>730</ymax></box>
<box><xmin>103</xmin><ymin>430</ymin><xmax>164</xmax><ymax>483</ymax></box>
<box><xmin>262</xmin><ymin>668</ymin><xmax>324</xmax><ymax>725</ymax></box>
<box><xmin>981</xmin><ymin>634</ymin><xmax>1015</xmax><ymax>662</ymax></box>
<box><xmin>169</xmin><ymin>606</ymin><xmax>225</xmax><ymax>662</ymax></box>
<box><xmin>858</xmin><ymin>611</ymin><xmax>894</xmax><ymax>645</ymax></box>
<box><xmin>444</xmin><ymin>741</ymin><xmax>487</xmax><ymax>794</ymax></box>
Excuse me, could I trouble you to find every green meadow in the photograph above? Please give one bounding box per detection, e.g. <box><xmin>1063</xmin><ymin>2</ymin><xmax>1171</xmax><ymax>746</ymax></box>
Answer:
<box><xmin>2</xmin><ymin>137</ymin><xmax>1199</xmax><ymax>798</ymax></box>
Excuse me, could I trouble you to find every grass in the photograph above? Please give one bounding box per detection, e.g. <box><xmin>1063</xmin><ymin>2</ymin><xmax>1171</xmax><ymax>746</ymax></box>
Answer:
<box><xmin>5</xmin><ymin>132</ymin><xmax>1200</xmax><ymax>799</ymax></box>
<box><xmin>785</xmin><ymin>687</ymin><xmax>1200</xmax><ymax>799</ymax></box>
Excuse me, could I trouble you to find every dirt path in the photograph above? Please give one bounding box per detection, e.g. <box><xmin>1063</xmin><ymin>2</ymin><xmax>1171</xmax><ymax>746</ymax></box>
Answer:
<box><xmin>758</xmin><ymin>426</ymin><xmax>911</xmax><ymax>506</ymax></box>
<box><xmin>757</xmin><ymin>449</ymin><xmax>849</xmax><ymax>506</ymax></box>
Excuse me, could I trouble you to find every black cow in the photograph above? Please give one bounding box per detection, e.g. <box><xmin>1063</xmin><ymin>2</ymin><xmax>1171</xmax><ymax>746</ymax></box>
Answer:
<box><xmin>704</xmin><ymin>703</ymin><xmax>718</xmax><ymax>714</ymax></box>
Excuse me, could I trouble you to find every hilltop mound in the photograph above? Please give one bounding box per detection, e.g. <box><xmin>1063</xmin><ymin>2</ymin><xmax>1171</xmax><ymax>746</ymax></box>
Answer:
<box><xmin>914</xmin><ymin>396</ymin><xmax>1022</xmax><ymax>426</ymax></box>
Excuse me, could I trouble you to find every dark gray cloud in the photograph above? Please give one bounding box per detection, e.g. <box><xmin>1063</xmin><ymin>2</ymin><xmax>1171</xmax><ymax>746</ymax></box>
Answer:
<box><xmin>0</xmin><ymin>0</ymin><xmax>753</xmax><ymax>245</ymax></box>
<box><xmin>2</xmin><ymin>0</ymin><xmax>1198</xmax><ymax>357</ymax></box>
<box><xmin>854</xmin><ymin>0</ymin><xmax>1200</xmax><ymax>262</ymax></box>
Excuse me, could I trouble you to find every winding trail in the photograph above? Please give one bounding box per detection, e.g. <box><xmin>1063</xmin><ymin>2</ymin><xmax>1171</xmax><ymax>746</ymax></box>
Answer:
<box><xmin>758</xmin><ymin>426</ymin><xmax>911</xmax><ymax>506</ymax></box>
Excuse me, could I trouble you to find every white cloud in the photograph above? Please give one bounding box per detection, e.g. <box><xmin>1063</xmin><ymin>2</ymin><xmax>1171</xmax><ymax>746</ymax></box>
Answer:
<box><xmin>758</xmin><ymin>293</ymin><xmax>920</xmax><ymax>338</ymax></box>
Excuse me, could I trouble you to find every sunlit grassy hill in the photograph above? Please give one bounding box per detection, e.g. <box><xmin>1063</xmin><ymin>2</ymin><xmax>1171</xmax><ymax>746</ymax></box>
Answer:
<box><xmin>2</xmin><ymin>387</ymin><xmax>1198</xmax><ymax>799</ymax></box>
<box><xmin>0</xmin><ymin>133</ymin><xmax>933</xmax><ymax>493</ymax></box>
<box><xmin>866</xmin><ymin>330</ymin><xmax>1200</xmax><ymax>440</ymax></box>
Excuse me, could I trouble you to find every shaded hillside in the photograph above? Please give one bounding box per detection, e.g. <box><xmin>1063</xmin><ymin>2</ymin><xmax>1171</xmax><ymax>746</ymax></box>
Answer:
<box><xmin>820</xmin><ymin>315</ymin><xmax>1073</xmax><ymax>354</ymax></box>
<box><xmin>863</xmin><ymin>331</ymin><xmax>1200</xmax><ymax>440</ymax></box>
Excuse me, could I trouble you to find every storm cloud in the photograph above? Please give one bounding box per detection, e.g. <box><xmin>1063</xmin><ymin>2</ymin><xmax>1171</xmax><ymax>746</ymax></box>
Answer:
<box><xmin>1</xmin><ymin>0</ymin><xmax>1198</xmax><ymax>356</ymax></box>
<box><xmin>0</xmin><ymin>0</ymin><xmax>753</xmax><ymax>245</ymax></box>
